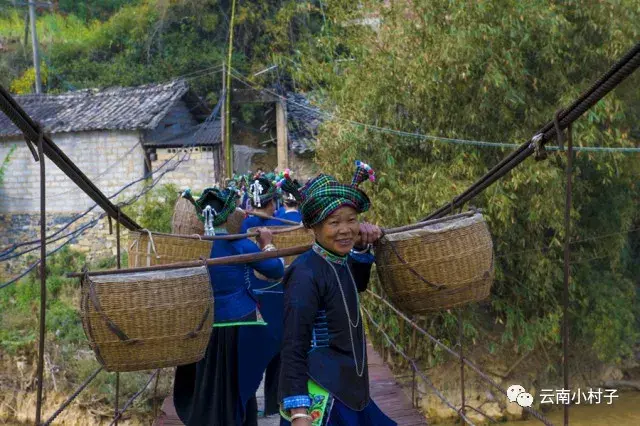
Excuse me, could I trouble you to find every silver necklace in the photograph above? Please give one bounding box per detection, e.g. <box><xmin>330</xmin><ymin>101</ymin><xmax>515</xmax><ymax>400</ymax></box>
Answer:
<box><xmin>323</xmin><ymin>258</ymin><xmax>366</xmax><ymax>377</ymax></box>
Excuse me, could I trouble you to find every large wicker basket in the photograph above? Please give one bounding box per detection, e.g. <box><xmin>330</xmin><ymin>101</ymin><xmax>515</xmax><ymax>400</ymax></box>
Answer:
<box><xmin>172</xmin><ymin>197</ymin><xmax>204</xmax><ymax>235</ymax></box>
<box><xmin>81</xmin><ymin>266</ymin><xmax>213</xmax><ymax>372</ymax></box>
<box><xmin>128</xmin><ymin>231</ymin><xmax>212</xmax><ymax>268</ymax></box>
<box><xmin>248</xmin><ymin>225</ymin><xmax>314</xmax><ymax>266</ymax></box>
<box><xmin>375</xmin><ymin>212</ymin><xmax>494</xmax><ymax>314</ymax></box>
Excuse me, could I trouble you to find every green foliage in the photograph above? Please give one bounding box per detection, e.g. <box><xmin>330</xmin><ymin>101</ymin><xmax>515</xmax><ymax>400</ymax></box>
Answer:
<box><xmin>0</xmin><ymin>0</ymin><xmax>637</xmax><ymax>374</ymax></box>
<box><xmin>297</xmin><ymin>0</ymin><xmax>640</xmax><ymax>364</ymax></box>
<box><xmin>9</xmin><ymin>62</ymin><xmax>48</xmax><ymax>94</ymax></box>
<box><xmin>47</xmin><ymin>300</ymin><xmax>85</xmax><ymax>343</ymax></box>
<box><xmin>122</xmin><ymin>183</ymin><xmax>180</xmax><ymax>233</ymax></box>
<box><xmin>0</xmin><ymin>0</ymin><xmax>332</xmax><ymax>96</ymax></box>
<box><xmin>56</xmin><ymin>0</ymin><xmax>143</xmax><ymax>22</ymax></box>
<box><xmin>0</xmin><ymin>246</ymin><xmax>86</xmax><ymax>353</ymax></box>
<box><xmin>0</xmin><ymin>145</ymin><xmax>16</xmax><ymax>186</ymax></box>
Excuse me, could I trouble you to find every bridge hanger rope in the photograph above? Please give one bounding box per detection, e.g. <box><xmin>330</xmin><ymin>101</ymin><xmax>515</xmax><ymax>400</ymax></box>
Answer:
<box><xmin>362</xmin><ymin>306</ymin><xmax>479</xmax><ymax>426</ymax></box>
<box><xmin>365</xmin><ymin>290</ymin><xmax>555</xmax><ymax>426</ymax></box>
<box><xmin>0</xmin><ymin>92</ymin><xmax>225</xmax><ymax>261</ymax></box>
<box><xmin>229</xmin><ymin>68</ymin><xmax>640</xmax><ymax>153</ymax></box>
<box><xmin>424</xmin><ymin>41</ymin><xmax>640</xmax><ymax>221</ymax></box>
<box><xmin>0</xmin><ymin>93</ymin><xmax>225</xmax><ymax>287</ymax></box>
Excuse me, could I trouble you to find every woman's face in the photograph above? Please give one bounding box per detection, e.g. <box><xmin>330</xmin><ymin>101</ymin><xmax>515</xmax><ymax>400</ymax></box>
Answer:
<box><xmin>313</xmin><ymin>206</ymin><xmax>360</xmax><ymax>256</ymax></box>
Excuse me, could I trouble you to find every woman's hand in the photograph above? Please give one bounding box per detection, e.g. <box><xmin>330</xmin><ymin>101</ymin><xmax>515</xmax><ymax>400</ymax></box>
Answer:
<box><xmin>256</xmin><ymin>227</ymin><xmax>274</xmax><ymax>249</ymax></box>
<box><xmin>356</xmin><ymin>222</ymin><xmax>383</xmax><ymax>247</ymax></box>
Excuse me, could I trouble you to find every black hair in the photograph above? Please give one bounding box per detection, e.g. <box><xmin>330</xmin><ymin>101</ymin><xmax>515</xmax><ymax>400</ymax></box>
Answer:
<box><xmin>251</xmin><ymin>198</ymin><xmax>274</xmax><ymax>209</ymax></box>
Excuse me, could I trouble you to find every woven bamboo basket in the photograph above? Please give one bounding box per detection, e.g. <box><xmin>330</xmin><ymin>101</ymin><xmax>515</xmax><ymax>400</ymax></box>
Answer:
<box><xmin>81</xmin><ymin>266</ymin><xmax>213</xmax><ymax>372</ymax></box>
<box><xmin>128</xmin><ymin>231</ymin><xmax>212</xmax><ymax>268</ymax></box>
<box><xmin>375</xmin><ymin>212</ymin><xmax>494</xmax><ymax>313</ymax></box>
<box><xmin>172</xmin><ymin>197</ymin><xmax>204</xmax><ymax>235</ymax></box>
<box><xmin>248</xmin><ymin>225</ymin><xmax>314</xmax><ymax>266</ymax></box>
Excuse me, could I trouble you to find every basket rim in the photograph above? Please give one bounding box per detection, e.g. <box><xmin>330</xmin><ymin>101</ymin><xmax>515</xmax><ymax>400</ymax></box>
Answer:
<box><xmin>382</xmin><ymin>213</ymin><xmax>487</xmax><ymax>242</ymax></box>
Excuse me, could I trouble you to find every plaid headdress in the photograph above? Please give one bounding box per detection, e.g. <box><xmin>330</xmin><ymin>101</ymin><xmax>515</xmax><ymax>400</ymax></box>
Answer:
<box><xmin>194</xmin><ymin>187</ymin><xmax>239</xmax><ymax>227</ymax></box>
<box><xmin>281</xmin><ymin>160</ymin><xmax>375</xmax><ymax>227</ymax></box>
<box><xmin>276</xmin><ymin>169</ymin><xmax>301</xmax><ymax>203</ymax></box>
<box><xmin>247</xmin><ymin>176</ymin><xmax>277</xmax><ymax>208</ymax></box>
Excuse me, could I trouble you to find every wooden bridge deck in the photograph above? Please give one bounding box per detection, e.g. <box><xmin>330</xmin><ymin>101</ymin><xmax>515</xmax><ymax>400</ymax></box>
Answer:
<box><xmin>154</xmin><ymin>344</ymin><xmax>427</xmax><ymax>426</ymax></box>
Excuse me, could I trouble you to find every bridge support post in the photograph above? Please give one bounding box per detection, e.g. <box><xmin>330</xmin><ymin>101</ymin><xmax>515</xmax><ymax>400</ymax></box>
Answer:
<box><xmin>458</xmin><ymin>309</ymin><xmax>466</xmax><ymax>424</ymax></box>
<box><xmin>411</xmin><ymin>327</ymin><xmax>417</xmax><ymax>407</ymax></box>
<box><xmin>35</xmin><ymin>130</ymin><xmax>47</xmax><ymax>426</ymax></box>
<box><xmin>114</xmin><ymin>209</ymin><xmax>122</xmax><ymax>425</ymax></box>
<box><xmin>562</xmin><ymin>123</ymin><xmax>573</xmax><ymax>426</ymax></box>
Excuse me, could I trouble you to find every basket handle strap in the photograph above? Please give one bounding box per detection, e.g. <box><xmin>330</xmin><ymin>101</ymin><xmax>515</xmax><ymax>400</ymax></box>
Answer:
<box><xmin>184</xmin><ymin>259</ymin><xmax>214</xmax><ymax>338</ymax></box>
<box><xmin>186</xmin><ymin>306</ymin><xmax>211</xmax><ymax>339</ymax></box>
<box><xmin>141</xmin><ymin>229</ymin><xmax>160</xmax><ymax>267</ymax></box>
<box><xmin>486</xmin><ymin>250</ymin><xmax>495</xmax><ymax>277</ymax></box>
<box><xmin>380</xmin><ymin>230</ymin><xmax>444</xmax><ymax>290</ymax></box>
<box><xmin>87</xmin><ymin>279</ymin><xmax>140</xmax><ymax>344</ymax></box>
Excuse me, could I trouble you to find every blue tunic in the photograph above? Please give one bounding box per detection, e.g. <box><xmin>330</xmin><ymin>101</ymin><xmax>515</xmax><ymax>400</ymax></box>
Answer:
<box><xmin>238</xmin><ymin>213</ymin><xmax>293</xmax><ymax>415</ymax></box>
<box><xmin>275</xmin><ymin>206</ymin><xmax>286</xmax><ymax>218</ymax></box>
<box><xmin>173</xmin><ymin>235</ymin><xmax>285</xmax><ymax>426</ymax></box>
<box><xmin>210</xmin><ymin>237</ymin><xmax>285</xmax><ymax>419</ymax></box>
<box><xmin>276</xmin><ymin>210</ymin><xmax>302</xmax><ymax>223</ymax></box>
<box><xmin>241</xmin><ymin>192</ymin><xmax>250</xmax><ymax>210</ymax></box>
<box><xmin>240</xmin><ymin>215</ymin><xmax>287</xmax><ymax>233</ymax></box>
<box><xmin>278</xmin><ymin>245</ymin><xmax>396</xmax><ymax>426</ymax></box>
<box><xmin>208</xmin><ymin>237</ymin><xmax>283</xmax><ymax>322</ymax></box>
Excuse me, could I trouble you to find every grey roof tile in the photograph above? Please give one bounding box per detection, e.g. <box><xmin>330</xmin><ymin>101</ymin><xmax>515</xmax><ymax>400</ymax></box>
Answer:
<box><xmin>0</xmin><ymin>80</ymin><xmax>196</xmax><ymax>138</ymax></box>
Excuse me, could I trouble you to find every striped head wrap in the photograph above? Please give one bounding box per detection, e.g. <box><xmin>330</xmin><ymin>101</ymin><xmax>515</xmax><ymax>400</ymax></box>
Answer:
<box><xmin>195</xmin><ymin>187</ymin><xmax>239</xmax><ymax>227</ymax></box>
<box><xmin>276</xmin><ymin>169</ymin><xmax>301</xmax><ymax>203</ymax></box>
<box><xmin>247</xmin><ymin>176</ymin><xmax>277</xmax><ymax>208</ymax></box>
<box><xmin>281</xmin><ymin>161</ymin><xmax>375</xmax><ymax>228</ymax></box>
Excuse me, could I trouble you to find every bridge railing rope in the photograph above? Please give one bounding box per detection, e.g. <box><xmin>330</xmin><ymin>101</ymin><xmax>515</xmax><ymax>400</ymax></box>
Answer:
<box><xmin>0</xmin><ymin>84</ymin><xmax>225</xmax><ymax>425</ymax></box>
<box><xmin>0</xmin><ymin>38</ymin><xmax>638</xmax><ymax>426</ymax></box>
<box><xmin>365</xmin><ymin>289</ymin><xmax>555</xmax><ymax>426</ymax></box>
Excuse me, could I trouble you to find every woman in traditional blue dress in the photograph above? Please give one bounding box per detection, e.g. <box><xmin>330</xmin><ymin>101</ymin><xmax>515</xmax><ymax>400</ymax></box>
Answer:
<box><xmin>277</xmin><ymin>162</ymin><xmax>397</xmax><ymax>426</ymax></box>
<box><xmin>257</xmin><ymin>171</ymin><xmax>304</xmax><ymax>417</ymax></box>
<box><xmin>240</xmin><ymin>176</ymin><xmax>284</xmax><ymax>233</ymax></box>
<box><xmin>173</xmin><ymin>187</ymin><xmax>285</xmax><ymax>426</ymax></box>
<box><xmin>275</xmin><ymin>170</ymin><xmax>303</xmax><ymax>223</ymax></box>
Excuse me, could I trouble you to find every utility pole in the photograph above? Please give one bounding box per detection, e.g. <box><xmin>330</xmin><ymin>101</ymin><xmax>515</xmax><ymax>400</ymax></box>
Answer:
<box><xmin>276</xmin><ymin>99</ymin><xmax>288</xmax><ymax>171</ymax></box>
<box><xmin>28</xmin><ymin>1</ymin><xmax>43</xmax><ymax>93</ymax></box>
<box><xmin>220</xmin><ymin>61</ymin><xmax>227</xmax><ymax>182</ymax></box>
<box><xmin>224</xmin><ymin>0</ymin><xmax>237</xmax><ymax>179</ymax></box>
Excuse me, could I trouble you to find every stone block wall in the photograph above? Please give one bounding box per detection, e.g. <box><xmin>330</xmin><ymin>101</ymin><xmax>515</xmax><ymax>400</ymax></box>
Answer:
<box><xmin>0</xmin><ymin>130</ymin><xmax>145</xmax><ymax>213</ymax></box>
<box><xmin>0</xmin><ymin>212</ymin><xmax>121</xmax><ymax>277</ymax></box>
<box><xmin>151</xmin><ymin>146</ymin><xmax>217</xmax><ymax>193</ymax></box>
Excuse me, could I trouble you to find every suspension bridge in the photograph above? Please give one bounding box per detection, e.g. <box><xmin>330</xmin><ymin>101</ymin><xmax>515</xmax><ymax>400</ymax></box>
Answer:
<box><xmin>0</xmin><ymin>40</ymin><xmax>638</xmax><ymax>426</ymax></box>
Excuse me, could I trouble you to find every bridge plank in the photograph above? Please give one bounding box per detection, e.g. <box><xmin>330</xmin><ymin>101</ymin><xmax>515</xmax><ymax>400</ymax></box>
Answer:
<box><xmin>154</xmin><ymin>344</ymin><xmax>426</xmax><ymax>425</ymax></box>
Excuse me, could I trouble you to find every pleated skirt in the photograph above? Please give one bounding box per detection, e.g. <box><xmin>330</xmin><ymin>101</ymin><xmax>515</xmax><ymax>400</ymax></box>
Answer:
<box><xmin>173</xmin><ymin>326</ymin><xmax>258</xmax><ymax>426</ymax></box>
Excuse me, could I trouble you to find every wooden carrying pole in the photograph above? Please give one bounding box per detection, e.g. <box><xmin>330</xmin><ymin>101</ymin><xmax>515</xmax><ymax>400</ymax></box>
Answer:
<box><xmin>68</xmin><ymin>244</ymin><xmax>310</xmax><ymax>278</ymax></box>
<box><xmin>152</xmin><ymin>223</ymin><xmax>304</xmax><ymax>241</ymax></box>
<box><xmin>68</xmin><ymin>209</ymin><xmax>482</xmax><ymax>279</ymax></box>
<box><xmin>242</xmin><ymin>208</ymin><xmax>299</xmax><ymax>225</ymax></box>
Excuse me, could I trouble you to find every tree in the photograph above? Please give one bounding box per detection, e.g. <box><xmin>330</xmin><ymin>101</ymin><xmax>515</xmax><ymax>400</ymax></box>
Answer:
<box><xmin>291</xmin><ymin>0</ymin><xmax>640</xmax><ymax>363</ymax></box>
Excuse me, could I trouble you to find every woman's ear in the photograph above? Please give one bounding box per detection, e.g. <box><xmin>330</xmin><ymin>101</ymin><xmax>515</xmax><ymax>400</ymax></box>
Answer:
<box><xmin>311</xmin><ymin>223</ymin><xmax>322</xmax><ymax>239</ymax></box>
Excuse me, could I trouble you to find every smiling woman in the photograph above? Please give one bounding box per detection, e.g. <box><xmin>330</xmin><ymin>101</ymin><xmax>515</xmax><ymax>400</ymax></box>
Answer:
<box><xmin>313</xmin><ymin>207</ymin><xmax>360</xmax><ymax>255</ymax></box>
<box><xmin>277</xmin><ymin>162</ymin><xmax>395</xmax><ymax>426</ymax></box>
